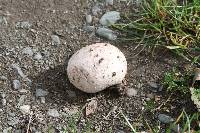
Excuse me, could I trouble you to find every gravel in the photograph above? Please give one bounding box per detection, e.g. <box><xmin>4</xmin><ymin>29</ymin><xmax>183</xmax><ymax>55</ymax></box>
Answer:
<box><xmin>126</xmin><ymin>88</ymin><xmax>138</xmax><ymax>97</ymax></box>
<box><xmin>33</xmin><ymin>52</ymin><xmax>43</xmax><ymax>60</ymax></box>
<box><xmin>22</xmin><ymin>47</ymin><xmax>34</xmax><ymax>57</ymax></box>
<box><xmin>51</xmin><ymin>35</ymin><xmax>61</xmax><ymax>46</ymax></box>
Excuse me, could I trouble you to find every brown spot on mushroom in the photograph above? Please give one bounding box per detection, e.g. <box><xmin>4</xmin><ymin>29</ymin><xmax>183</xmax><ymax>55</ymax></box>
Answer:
<box><xmin>72</xmin><ymin>77</ymin><xmax>75</xmax><ymax>81</ymax></box>
<box><xmin>103</xmin><ymin>76</ymin><xmax>105</xmax><ymax>78</ymax></box>
<box><xmin>104</xmin><ymin>44</ymin><xmax>108</xmax><ymax>46</ymax></box>
<box><xmin>122</xmin><ymin>70</ymin><xmax>124</xmax><ymax>72</ymax></box>
<box><xmin>112</xmin><ymin>72</ymin><xmax>116</xmax><ymax>77</ymax></box>
<box><xmin>98</xmin><ymin>58</ymin><xmax>104</xmax><ymax>64</ymax></box>
<box><xmin>117</xmin><ymin>56</ymin><xmax>119</xmax><ymax>58</ymax></box>
<box><xmin>95</xmin><ymin>54</ymin><xmax>99</xmax><ymax>57</ymax></box>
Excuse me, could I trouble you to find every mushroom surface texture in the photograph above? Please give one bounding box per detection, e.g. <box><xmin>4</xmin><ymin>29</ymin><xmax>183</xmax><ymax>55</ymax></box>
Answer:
<box><xmin>67</xmin><ymin>43</ymin><xmax>127</xmax><ymax>93</ymax></box>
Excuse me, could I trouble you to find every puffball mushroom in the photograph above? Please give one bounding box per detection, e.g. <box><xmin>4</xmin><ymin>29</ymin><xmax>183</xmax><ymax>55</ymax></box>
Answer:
<box><xmin>67</xmin><ymin>43</ymin><xmax>127</xmax><ymax>93</ymax></box>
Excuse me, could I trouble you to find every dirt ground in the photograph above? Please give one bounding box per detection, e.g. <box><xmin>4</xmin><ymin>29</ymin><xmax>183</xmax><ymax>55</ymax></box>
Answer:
<box><xmin>0</xmin><ymin>0</ymin><xmax>198</xmax><ymax>132</ymax></box>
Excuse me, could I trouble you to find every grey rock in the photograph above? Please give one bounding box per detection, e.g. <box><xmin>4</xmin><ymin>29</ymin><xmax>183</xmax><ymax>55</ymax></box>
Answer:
<box><xmin>40</xmin><ymin>97</ymin><xmax>46</xmax><ymax>103</ymax></box>
<box><xmin>99</xmin><ymin>11</ymin><xmax>120</xmax><ymax>26</ymax></box>
<box><xmin>66</xmin><ymin>90</ymin><xmax>76</xmax><ymax>98</ymax></box>
<box><xmin>47</xmin><ymin>109</ymin><xmax>60</xmax><ymax>117</ymax></box>
<box><xmin>0</xmin><ymin>76</ymin><xmax>7</xmax><ymax>81</ymax></box>
<box><xmin>51</xmin><ymin>35</ymin><xmax>61</xmax><ymax>46</ymax></box>
<box><xmin>1</xmin><ymin>93</ymin><xmax>6</xmax><ymax>98</ymax></box>
<box><xmin>33</xmin><ymin>52</ymin><xmax>43</xmax><ymax>60</ymax></box>
<box><xmin>36</xmin><ymin>88</ymin><xmax>48</xmax><ymax>97</ymax></box>
<box><xmin>126</xmin><ymin>88</ymin><xmax>137</xmax><ymax>97</ymax></box>
<box><xmin>11</xmin><ymin>64</ymin><xmax>26</xmax><ymax>78</ymax></box>
<box><xmin>158</xmin><ymin>114</ymin><xmax>174</xmax><ymax>124</ymax></box>
<box><xmin>20</xmin><ymin>105</ymin><xmax>31</xmax><ymax>114</ymax></box>
<box><xmin>92</xmin><ymin>4</ymin><xmax>102</xmax><ymax>16</ymax></box>
<box><xmin>3</xmin><ymin>127</ymin><xmax>12</xmax><ymax>133</ymax></box>
<box><xmin>96</xmin><ymin>27</ymin><xmax>117</xmax><ymax>40</ymax></box>
<box><xmin>148</xmin><ymin>82</ymin><xmax>159</xmax><ymax>89</ymax></box>
<box><xmin>12</xmin><ymin>80</ymin><xmax>21</xmax><ymax>90</ymax></box>
<box><xmin>18</xmin><ymin>95</ymin><xmax>26</xmax><ymax>106</ymax></box>
<box><xmin>22</xmin><ymin>47</ymin><xmax>33</xmax><ymax>57</ymax></box>
<box><xmin>86</xmin><ymin>14</ymin><xmax>92</xmax><ymax>24</ymax></box>
<box><xmin>0</xmin><ymin>16</ymin><xmax>7</xmax><ymax>25</ymax></box>
<box><xmin>7</xmin><ymin>117</ymin><xmax>19</xmax><ymax>126</ymax></box>
<box><xmin>16</xmin><ymin>21</ymin><xmax>32</xmax><ymax>29</ymax></box>
<box><xmin>105</xmin><ymin>0</ymin><xmax>114</xmax><ymax>5</ymax></box>
<box><xmin>83</xmin><ymin>25</ymin><xmax>95</xmax><ymax>33</ymax></box>
<box><xmin>2</xmin><ymin>99</ymin><xmax>6</xmax><ymax>106</ymax></box>
<box><xmin>146</xmin><ymin>93</ymin><xmax>154</xmax><ymax>99</ymax></box>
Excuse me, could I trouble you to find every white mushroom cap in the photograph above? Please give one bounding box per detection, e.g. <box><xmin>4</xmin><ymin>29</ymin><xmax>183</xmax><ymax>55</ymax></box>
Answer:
<box><xmin>67</xmin><ymin>43</ymin><xmax>127</xmax><ymax>93</ymax></box>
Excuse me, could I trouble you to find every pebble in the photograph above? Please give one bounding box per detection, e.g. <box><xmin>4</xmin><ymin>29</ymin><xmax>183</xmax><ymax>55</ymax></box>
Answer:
<box><xmin>18</xmin><ymin>95</ymin><xmax>26</xmax><ymax>106</ymax></box>
<box><xmin>20</xmin><ymin>105</ymin><xmax>31</xmax><ymax>114</ymax></box>
<box><xmin>0</xmin><ymin>76</ymin><xmax>7</xmax><ymax>81</ymax></box>
<box><xmin>2</xmin><ymin>99</ymin><xmax>6</xmax><ymax>106</ymax></box>
<box><xmin>33</xmin><ymin>52</ymin><xmax>43</xmax><ymax>60</ymax></box>
<box><xmin>158</xmin><ymin>114</ymin><xmax>174</xmax><ymax>124</ymax></box>
<box><xmin>40</xmin><ymin>97</ymin><xmax>46</xmax><ymax>103</ymax></box>
<box><xmin>15</xmin><ymin>21</ymin><xmax>32</xmax><ymax>29</ymax></box>
<box><xmin>126</xmin><ymin>88</ymin><xmax>137</xmax><ymax>97</ymax></box>
<box><xmin>92</xmin><ymin>4</ymin><xmax>102</xmax><ymax>16</ymax></box>
<box><xmin>66</xmin><ymin>90</ymin><xmax>76</xmax><ymax>98</ymax></box>
<box><xmin>105</xmin><ymin>0</ymin><xmax>114</xmax><ymax>5</ymax></box>
<box><xmin>148</xmin><ymin>82</ymin><xmax>159</xmax><ymax>89</ymax></box>
<box><xmin>3</xmin><ymin>127</ymin><xmax>12</xmax><ymax>133</ymax></box>
<box><xmin>36</xmin><ymin>88</ymin><xmax>48</xmax><ymax>97</ymax></box>
<box><xmin>146</xmin><ymin>93</ymin><xmax>154</xmax><ymax>99</ymax></box>
<box><xmin>96</xmin><ymin>27</ymin><xmax>117</xmax><ymax>40</ymax></box>
<box><xmin>86</xmin><ymin>14</ymin><xmax>92</xmax><ymax>24</ymax></box>
<box><xmin>0</xmin><ymin>16</ymin><xmax>7</xmax><ymax>25</ymax></box>
<box><xmin>99</xmin><ymin>11</ymin><xmax>120</xmax><ymax>26</ymax></box>
<box><xmin>22</xmin><ymin>47</ymin><xmax>33</xmax><ymax>57</ymax></box>
<box><xmin>83</xmin><ymin>25</ymin><xmax>95</xmax><ymax>33</ymax></box>
<box><xmin>11</xmin><ymin>64</ymin><xmax>26</xmax><ymax>78</ymax></box>
<box><xmin>47</xmin><ymin>109</ymin><xmax>60</xmax><ymax>117</ymax></box>
<box><xmin>7</xmin><ymin>117</ymin><xmax>19</xmax><ymax>126</ymax></box>
<box><xmin>12</xmin><ymin>80</ymin><xmax>21</xmax><ymax>90</ymax></box>
<box><xmin>51</xmin><ymin>35</ymin><xmax>61</xmax><ymax>46</ymax></box>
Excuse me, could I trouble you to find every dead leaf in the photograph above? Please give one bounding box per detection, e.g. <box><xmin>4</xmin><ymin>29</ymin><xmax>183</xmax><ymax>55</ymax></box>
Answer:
<box><xmin>85</xmin><ymin>99</ymin><xmax>97</xmax><ymax>116</ymax></box>
<box><xmin>192</xmin><ymin>68</ymin><xmax>200</xmax><ymax>86</ymax></box>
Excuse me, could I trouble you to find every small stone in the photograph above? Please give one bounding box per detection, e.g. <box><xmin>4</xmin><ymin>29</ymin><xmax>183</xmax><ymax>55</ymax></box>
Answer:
<box><xmin>40</xmin><ymin>97</ymin><xmax>45</xmax><ymax>103</ymax></box>
<box><xmin>0</xmin><ymin>16</ymin><xmax>7</xmax><ymax>25</ymax></box>
<box><xmin>1</xmin><ymin>93</ymin><xmax>6</xmax><ymax>98</ymax></box>
<box><xmin>96</xmin><ymin>27</ymin><xmax>117</xmax><ymax>40</ymax></box>
<box><xmin>92</xmin><ymin>4</ymin><xmax>101</xmax><ymax>16</ymax></box>
<box><xmin>18</xmin><ymin>95</ymin><xmax>26</xmax><ymax>106</ymax></box>
<box><xmin>146</xmin><ymin>93</ymin><xmax>154</xmax><ymax>99</ymax></box>
<box><xmin>33</xmin><ymin>52</ymin><xmax>42</xmax><ymax>60</ymax></box>
<box><xmin>7</xmin><ymin>117</ymin><xmax>19</xmax><ymax>126</ymax></box>
<box><xmin>51</xmin><ymin>35</ymin><xmax>61</xmax><ymax>46</ymax></box>
<box><xmin>20</xmin><ymin>105</ymin><xmax>31</xmax><ymax>114</ymax></box>
<box><xmin>12</xmin><ymin>80</ymin><xmax>21</xmax><ymax>90</ymax></box>
<box><xmin>148</xmin><ymin>82</ymin><xmax>159</xmax><ymax>89</ymax></box>
<box><xmin>126</xmin><ymin>88</ymin><xmax>137</xmax><ymax>97</ymax></box>
<box><xmin>22</xmin><ymin>47</ymin><xmax>33</xmax><ymax>57</ymax></box>
<box><xmin>11</xmin><ymin>64</ymin><xmax>26</xmax><ymax>78</ymax></box>
<box><xmin>86</xmin><ymin>14</ymin><xmax>92</xmax><ymax>24</ymax></box>
<box><xmin>66</xmin><ymin>90</ymin><xmax>76</xmax><ymax>98</ymax></box>
<box><xmin>36</xmin><ymin>88</ymin><xmax>48</xmax><ymax>97</ymax></box>
<box><xmin>3</xmin><ymin>127</ymin><xmax>12</xmax><ymax>133</ymax></box>
<box><xmin>99</xmin><ymin>11</ymin><xmax>120</xmax><ymax>26</ymax></box>
<box><xmin>16</xmin><ymin>21</ymin><xmax>32</xmax><ymax>29</ymax></box>
<box><xmin>83</xmin><ymin>25</ymin><xmax>95</xmax><ymax>33</ymax></box>
<box><xmin>47</xmin><ymin>109</ymin><xmax>60</xmax><ymax>117</ymax></box>
<box><xmin>0</xmin><ymin>76</ymin><xmax>7</xmax><ymax>81</ymax></box>
<box><xmin>158</xmin><ymin>114</ymin><xmax>174</xmax><ymax>124</ymax></box>
<box><xmin>105</xmin><ymin>0</ymin><xmax>114</xmax><ymax>5</ymax></box>
<box><xmin>2</xmin><ymin>99</ymin><xmax>6</xmax><ymax>106</ymax></box>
